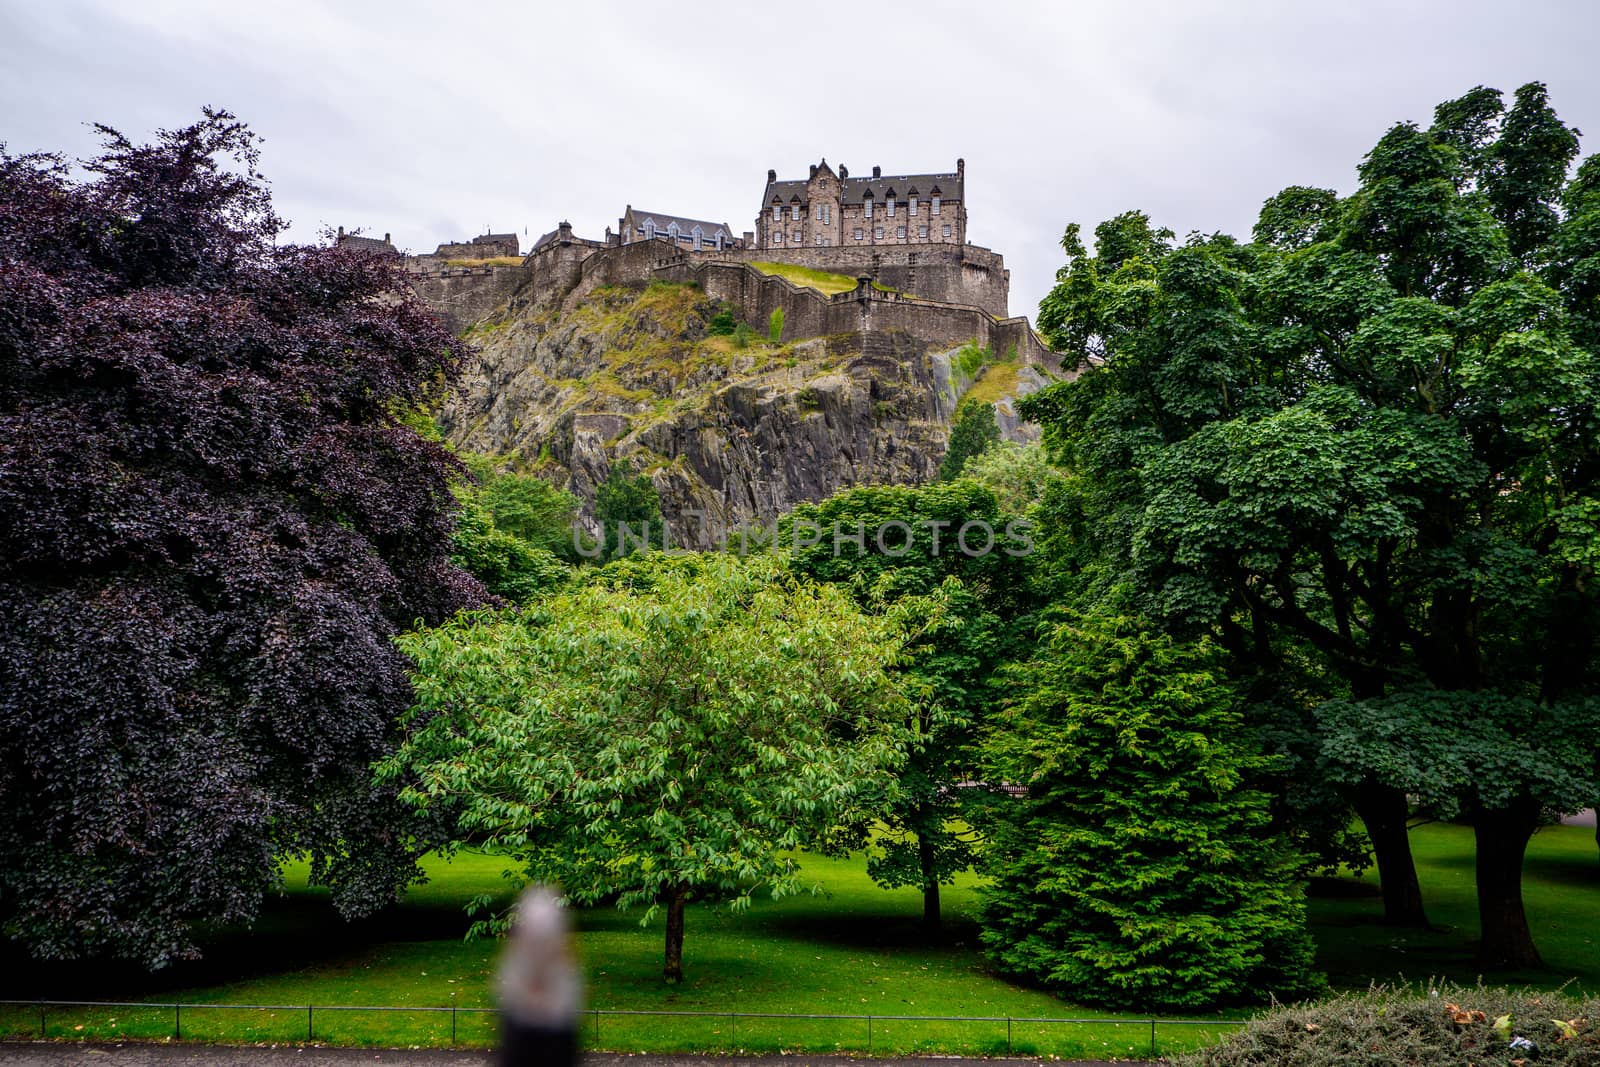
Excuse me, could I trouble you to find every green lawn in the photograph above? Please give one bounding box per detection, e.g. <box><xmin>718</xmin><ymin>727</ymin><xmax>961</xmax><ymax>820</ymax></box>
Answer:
<box><xmin>749</xmin><ymin>261</ymin><xmax>899</xmax><ymax>297</ymax></box>
<box><xmin>2</xmin><ymin>823</ymin><xmax>1594</xmax><ymax>1056</ymax></box>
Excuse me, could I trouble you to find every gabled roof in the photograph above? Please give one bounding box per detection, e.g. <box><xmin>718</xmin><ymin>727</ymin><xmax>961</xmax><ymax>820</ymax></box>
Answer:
<box><xmin>627</xmin><ymin>207</ymin><xmax>735</xmax><ymax>239</ymax></box>
<box><xmin>530</xmin><ymin>227</ymin><xmax>561</xmax><ymax>252</ymax></box>
<box><xmin>839</xmin><ymin>172</ymin><xmax>960</xmax><ymax>206</ymax></box>
<box><xmin>762</xmin><ymin>166</ymin><xmax>964</xmax><ymax>208</ymax></box>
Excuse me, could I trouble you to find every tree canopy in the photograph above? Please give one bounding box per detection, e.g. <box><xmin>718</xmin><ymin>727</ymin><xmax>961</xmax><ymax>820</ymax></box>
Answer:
<box><xmin>382</xmin><ymin>553</ymin><xmax>912</xmax><ymax>982</ymax></box>
<box><xmin>0</xmin><ymin>112</ymin><xmax>482</xmax><ymax>965</ymax></box>
<box><xmin>1020</xmin><ymin>81</ymin><xmax>1600</xmax><ymax>968</ymax></box>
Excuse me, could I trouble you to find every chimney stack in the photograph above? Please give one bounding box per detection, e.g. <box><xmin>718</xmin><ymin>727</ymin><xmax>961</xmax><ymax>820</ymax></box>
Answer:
<box><xmin>384</xmin><ymin>232</ymin><xmax>391</xmax><ymax>243</ymax></box>
<box><xmin>839</xmin><ymin>164</ymin><xmax>848</xmax><ymax>178</ymax></box>
<box><xmin>809</xmin><ymin>164</ymin><xmax>817</xmax><ymax>178</ymax></box>
<box><xmin>872</xmin><ymin>165</ymin><xmax>881</xmax><ymax>178</ymax></box>
<box><xmin>337</xmin><ymin>226</ymin><xmax>344</xmax><ymax>239</ymax></box>
<box><xmin>767</xmin><ymin>168</ymin><xmax>776</xmax><ymax>182</ymax></box>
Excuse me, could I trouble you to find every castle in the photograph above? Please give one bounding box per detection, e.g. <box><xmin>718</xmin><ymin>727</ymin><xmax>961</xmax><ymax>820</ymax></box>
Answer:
<box><xmin>346</xmin><ymin>157</ymin><xmax>1050</xmax><ymax>367</ymax></box>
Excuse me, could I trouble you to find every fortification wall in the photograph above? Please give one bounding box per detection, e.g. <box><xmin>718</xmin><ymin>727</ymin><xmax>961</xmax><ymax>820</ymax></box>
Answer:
<box><xmin>649</xmin><ymin>257</ymin><xmax>1057</xmax><ymax>370</ymax></box>
<box><xmin>699</xmin><ymin>244</ymin><xmax>1010</xmax><ymax>318</ymax></box>
<box><xmin>407</xmin><ymin>265</ymin><xmax>524</xmax><ymax>334</ymax></box>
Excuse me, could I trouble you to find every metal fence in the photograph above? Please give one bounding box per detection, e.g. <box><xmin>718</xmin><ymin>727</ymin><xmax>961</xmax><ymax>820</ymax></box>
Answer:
<box><xmin>0</xmin><ymin>999</ymin><xmax>1250</xmax><ymax>1057</ymax></box>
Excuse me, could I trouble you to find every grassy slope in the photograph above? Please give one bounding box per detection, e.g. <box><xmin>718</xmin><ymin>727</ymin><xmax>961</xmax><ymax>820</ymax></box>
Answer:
<box><xmin>3</xmin><ymin>824</ymin><xmax>1595</xmax><ymax>1055</ymax></box>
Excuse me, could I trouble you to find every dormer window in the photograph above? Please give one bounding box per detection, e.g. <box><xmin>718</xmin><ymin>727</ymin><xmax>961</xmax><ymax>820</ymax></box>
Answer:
<box><xmin>644</xmin><ymin>219</ymin><xmax>655</xmax><ymax>239</ymax></box>
<box><xmin>932</xmin><ymin>196</ymin><xmax>941</xmax><ymax>215</ymax></box>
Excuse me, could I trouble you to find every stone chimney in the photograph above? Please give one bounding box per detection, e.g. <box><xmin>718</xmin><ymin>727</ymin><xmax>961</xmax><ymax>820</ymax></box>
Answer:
<box><xmin>337</xmin><ymin>226</ymin><xmax>344</xmax><ymax>239</ymax></box>
<box><xmin>809</xmin><ymin>163</ymin><xmax>817</xmax><ymax>178</ymax></box>
<box><xmin>767</xmin><ymin>168</ymin><xmax>776</xmax><ymax>183</ymax></box>
<box><xmin>558</xmin><ymin>220</ymin><xmax>572</xmax><ymax>242</ymax></box>
<box><xmin>872</xmin><ymin>165</ymin><xmax>881</xmax><ymax>178</ymax></box>
<box><xmin>957</xmin><ymin>157</ymin><xmax>965</xmax><ymax>177</ymax></box>
<box><xmin>384</xmin><ymin>233</ymin><xmax>391</xmax><ymax>243</ymax></box>
<box><xmin>839</xmin><ymin>164</ymin><xmax>848</xmax><ymax>179</ymax></box>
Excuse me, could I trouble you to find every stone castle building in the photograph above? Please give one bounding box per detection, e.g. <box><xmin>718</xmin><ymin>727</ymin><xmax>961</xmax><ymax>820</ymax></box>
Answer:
<box><xmin>350</xmin><ymin>156</ymin><xmax>1025</xmax><ymax>340</ymax></box>
<box><xmin>614</xmin><ymin>207</ymin><xmax>739</xmax><ymax>252</ymax></box>
<box><xmin>753</xmin><ymin>159</ymin><xmax>966</xmax><ymax>250</ymax></box>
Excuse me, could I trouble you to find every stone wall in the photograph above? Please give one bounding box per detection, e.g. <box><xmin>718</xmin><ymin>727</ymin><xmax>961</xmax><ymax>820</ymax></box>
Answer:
<box><xmin>649</xmin><ymin>257</ymin><xmax>1059</xmax><ymax>371</ymax></box>
<box><xmin>407</xmin><ymin>265</ymin><xmax>524</xmax><ymax>334</ymax></box>
<box><xmin>697</xmin><ymin>243</ymin><xmax>1009</xmax><ymax>318</ymax></box>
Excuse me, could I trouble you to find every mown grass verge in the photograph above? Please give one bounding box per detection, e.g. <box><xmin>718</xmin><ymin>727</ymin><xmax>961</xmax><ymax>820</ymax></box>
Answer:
<box><xmin>0</xmin><ymin>824</ymin><xmax>1594</xmax><ymax>1056</ymax></box>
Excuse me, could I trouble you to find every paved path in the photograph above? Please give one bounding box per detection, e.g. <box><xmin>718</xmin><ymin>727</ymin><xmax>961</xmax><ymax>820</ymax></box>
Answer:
<box><xmin>0</xmin><ymin>1045</ymin><xmax>1101</xmax><ymax>1067</ymax></box>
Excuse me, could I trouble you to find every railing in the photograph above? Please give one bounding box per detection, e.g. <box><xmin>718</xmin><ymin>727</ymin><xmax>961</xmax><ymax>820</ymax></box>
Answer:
<box><xmin>0</xmin><ymin>999</ymin><xmax>1248</xmax><ymax>1057</ymax></box>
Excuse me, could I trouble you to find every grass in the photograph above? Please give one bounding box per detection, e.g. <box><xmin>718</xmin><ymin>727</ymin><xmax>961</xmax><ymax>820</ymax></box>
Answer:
<box><xmin>1</xmin><ymin>824</ymin><xmax>1594</xmax><ymax>1056</ymax></box>
<box><xmin>749</xmin><ymin>261</ymin><xmax>900</xmax><ymax>297</ymax></box>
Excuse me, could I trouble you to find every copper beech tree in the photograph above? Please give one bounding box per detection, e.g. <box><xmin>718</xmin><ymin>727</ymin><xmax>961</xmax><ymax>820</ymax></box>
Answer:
<box><xmin>0</xmin><ymin>112</ymin><xmax>483</xmax><ymax>966</ymax></box>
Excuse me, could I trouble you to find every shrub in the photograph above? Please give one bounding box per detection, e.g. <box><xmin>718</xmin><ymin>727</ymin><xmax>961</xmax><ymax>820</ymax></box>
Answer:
<box><xmin>706</xmin><ymin>307</ymin><xmax>737</xmax><ymax>336</ymax></box>
<box><xmin>768</xmin><ymin>307</ymin><xmax>785</xmax><ymax>343</ymax></box>
<box><xmin>978</xmin><ymin>615</ymin><xmax>1323</xmax><ymax>1011</ymax></box>
<box><xmin>1178</xmin><ymin>984</ymin><xmax>1600</xmax><ymax>1066</ymax></box>
<box><xmin>732</xmin><ymin>322</ymin><xmax>755</xmax><ymax>349</ymax></box>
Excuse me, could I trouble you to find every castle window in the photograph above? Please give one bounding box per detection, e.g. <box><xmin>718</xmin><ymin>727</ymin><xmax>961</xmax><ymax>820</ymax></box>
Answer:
<box><xmin>897</xmin><ymin>226</ymin><xmax>907</xmax><ymax>239</ymax></box>
<box><xmin>773</xmin><ymin>232</ymin><xmax>783</xmax><ymax>243</ymax></box>
<box><xmin>942</xmin><ymin>224</ymin><xmax>951</xmax><ymax>237</ymax></box>
<box><xmin>853</xmin><ymin>228</ymin><xmax>863</xmax><ymax>241</ymax></box>
<box><xmin>887</xmin><ymin>199</ymin><xmax>895</xmax><ymax>218</ymax></box>
<box><xmin>919</xmin><ymin>226</ymin><xmax>928</xmax><ymax>239</ymax></box>
<box><xmin>909</xmin><ymin>198</ymin><xmax>918</xmax><ymax>216</ymax></box>
<box><xmin>932</xmin><ymin>196</ymin><xmax>941</xmax><ymax>215</ymax></box>
<box><xmin>874</xmin><ymin>226</ymin><xmax>884</xmax><ymax>239</ymax></box>
<box><xmin>791</xmin><ymin>205</ymin><xmax>801</xmax><ymax>221</ymax></box>
<box><xmin>792</xmin><ymin>231</ymin><xmax>801</xmax><ymax>243</ymax></box>
<box><xmin>644</xmin><ymin>220</ymin><xmax>655</xmax><ymax>239</ymax></box>
<box><xmin>773</xmin><ymin>205</ymin><xmax>781</xmax><ymax>222</ymax></box>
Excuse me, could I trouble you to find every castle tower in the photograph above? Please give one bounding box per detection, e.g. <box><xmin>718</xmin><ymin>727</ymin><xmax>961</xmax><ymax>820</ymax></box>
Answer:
<box><xmin>805</xmin><ymin>159</ymin><xmax>841</xmax><ymax>247</ymax></box>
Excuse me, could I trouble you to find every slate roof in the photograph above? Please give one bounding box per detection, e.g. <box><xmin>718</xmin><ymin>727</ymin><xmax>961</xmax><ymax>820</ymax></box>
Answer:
<box><xmin>627</xmin><ymin>208</ymin><xmax>736</xmax><ymax>240</ymax></box>
<box><xmin>474</xmin><ymin>233</ymin><xmax>519</xmax><ymax>245</ymax></box>
<box><xmin>762</xmin><ymin>167</ymin><xmax>963</xmax><ymax>207</ymax></box>
<box><xmin>530</xmin><ymin>227</ymin><xmax>561</xmax><ymax>252</ymax></box>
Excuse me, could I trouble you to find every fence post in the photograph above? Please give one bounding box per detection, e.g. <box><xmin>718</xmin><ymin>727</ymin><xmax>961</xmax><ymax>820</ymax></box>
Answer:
<box><xmin>592</xmin><ymin>1008</ymin><xmax>600</xmax><ymax>1048</ymax></box>
<box><xmin>867</xmin><ymin>1015</ymin><xmax>873</xmax><ymax>1054</ymax></box>
<box><xmin>37</xmin><ymin>1002</ymin><xmax>44</xmax><ymax>1040</ymax></box>
<box><xmin>1006</xmin><ymin>1016</ymin><xmax>1012</xmax><ymax>1055</ymax></box>
<box><xmin>1149</xmin><ymin>1017</ymin><xmax>1156</xmax><ymax>1058</ymax></box>
<box><xmin>451</xmin><ymin>997</ymin><xmax>457</xmax><ymax>1045</ymax></box>
<box><xmin>307</xmin><ymin>1004</ymin><xmax>314</xmax><ymax>1042</ymax></box>
<box><xmin>174</xmin><ymin>1003</ymin><xmax>181</xmax><ymax>1040</ymax></box>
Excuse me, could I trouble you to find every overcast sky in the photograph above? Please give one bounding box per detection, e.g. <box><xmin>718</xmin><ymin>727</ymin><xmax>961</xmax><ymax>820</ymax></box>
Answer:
<box><xmin>4</xmin><ymin>0</ymin><xmax>1598</xmax><ymax>318</ymax></box>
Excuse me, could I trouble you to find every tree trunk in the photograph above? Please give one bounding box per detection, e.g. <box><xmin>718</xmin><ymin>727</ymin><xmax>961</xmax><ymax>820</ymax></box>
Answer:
<box><xmin>918</xmin><ymin>829</ymin><xmax>941</xmax><ymax>933</ymax></box>
<box><xmin>662</xmin><ymin>882</ymin><xmax>688</xmax><ymax>984</ymax></box>
<box><xmin>1473</xmin><ymin>800</ymin><xmax>1543</xmax><ymax>970</ymax></box>
<box><xmin>1348</xmin><ymin>783</ymin><xmax>1430</xmax><ymax>927</ymax></box>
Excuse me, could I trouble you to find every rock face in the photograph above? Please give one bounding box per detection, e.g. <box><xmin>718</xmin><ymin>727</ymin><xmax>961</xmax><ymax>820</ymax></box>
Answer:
<box><xmin>441</xmin><ymin>281</ymin><xmax>1058</xmax><ymax>549</ymax></box>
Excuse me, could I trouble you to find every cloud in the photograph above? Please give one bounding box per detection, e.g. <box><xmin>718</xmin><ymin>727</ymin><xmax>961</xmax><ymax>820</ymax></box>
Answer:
<box><xmin>3</xmin><ymin>0</ymin><xmax>1598</xmax><ymax>317</ymax></box>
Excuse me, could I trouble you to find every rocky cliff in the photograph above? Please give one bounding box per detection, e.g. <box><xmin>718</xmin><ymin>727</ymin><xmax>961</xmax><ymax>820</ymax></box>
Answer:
<box><xmin>440</xmin><ymin>280</ymin><xmax>1059</xmax><ymax>549</ymax></box>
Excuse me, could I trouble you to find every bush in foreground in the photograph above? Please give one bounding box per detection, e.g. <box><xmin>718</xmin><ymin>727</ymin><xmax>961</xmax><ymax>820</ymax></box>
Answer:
<box><xmin>1180</xmin><ymin>984</ymin><xmax>1600</xmax><ymax>1066</ymax></box>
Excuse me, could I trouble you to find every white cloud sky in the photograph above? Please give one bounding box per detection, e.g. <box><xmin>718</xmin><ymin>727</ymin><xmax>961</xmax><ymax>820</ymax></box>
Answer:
<box><xmin>3</xmin><ymin>0</ymin><xmax>1598</xmax><ymax>318</ymax></box>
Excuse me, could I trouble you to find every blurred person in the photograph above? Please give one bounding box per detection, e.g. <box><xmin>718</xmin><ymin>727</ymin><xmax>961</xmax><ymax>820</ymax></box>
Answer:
<box><xmin>496</xmin><ymin>885</ymin><xmax>582</xmax><ymax>1066</ymax></box>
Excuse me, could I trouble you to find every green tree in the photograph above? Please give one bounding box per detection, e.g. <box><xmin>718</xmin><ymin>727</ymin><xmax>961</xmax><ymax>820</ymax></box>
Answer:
<box><xmin>978</xmin><ymin>615</ymin><xmax>1321</xmax><ymax>1010</ymax></box>
<box><xmin>768</xmin><ymin>307</ymin><xmax>785</xmax><ymax>343</ymax></box>
<box><xmin>475</xmin><ymin>466</ymin><xmax>580</xmax><ymax>561</ymax></box>
<box><xmin>382</xmin><ymin>554</ymin><xmax>910</xmax><ymax>983</ymax></box>
<box><xmin>784</xmin><ymin>481</ymin><xmax>1035</xmax><ymax>931</ymax></box>
<box><xmin>1019</xmin><ymin>82</ymin><xmax>1600</xmax><ymax>966</ymax></box>
<box><xmin>940</xmin><ymin>399</ymin><xmax>1001</xmax><ymax>480</ymax></box>
<box><xmin>592</xmin><ymin>457</ymin><xmax>663</xmax><ymax>560</ymax></box>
